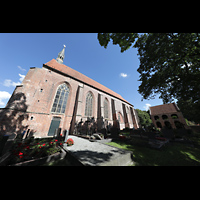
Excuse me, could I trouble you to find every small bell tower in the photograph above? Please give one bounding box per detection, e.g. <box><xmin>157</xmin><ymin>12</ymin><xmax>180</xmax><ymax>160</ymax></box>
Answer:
<box><xmin>56</xmin><ymin>44</ymin><xmax>66</xmax><ymax>64</ymax></box>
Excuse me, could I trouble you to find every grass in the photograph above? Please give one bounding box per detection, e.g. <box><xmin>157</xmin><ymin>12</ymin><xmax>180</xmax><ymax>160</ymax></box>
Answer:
<box><xmin>107</xmin><ymin>138</ymin><xmax>200</xmax><ymax>166</ymax></box>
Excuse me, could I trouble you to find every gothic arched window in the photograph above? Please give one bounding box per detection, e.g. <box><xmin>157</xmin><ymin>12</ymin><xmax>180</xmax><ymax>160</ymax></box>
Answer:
<box><xmin>118</xmin><ymin>112</ymin><xmax>123</xmax><ymax>123</ymax></box>
<box><xmin>127</xmin><ymin>106</ymin><xmax>132</xmax><ymax>124</ymax></box>
<box><xmin>51</xmin><ymin>83</ymin><xmax>70</xmax><ymax>114</ymax></box>
<box><xmin>85</xmin><ymin>92</ymin><xmax>93</xmax><ymax>117</ymax></box>
<box><xmin>104</xmin><ymin>98</ymin><xmax>109</xmax><ymax>119</ymax></box>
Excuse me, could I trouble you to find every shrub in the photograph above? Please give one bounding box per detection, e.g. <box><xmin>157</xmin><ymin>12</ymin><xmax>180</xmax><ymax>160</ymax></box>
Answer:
<box><xmin>8</xmin><ymin>137</ymin><xmax>62</xmax><ymax>165</ymax></box>
<box><xmin>66</xmin><ymin>138</ymin><xmax>74</xmax><ymax>146</ymax></box>
<box><xmin>123</xmin><ymin>127</ymin><xmax>130</xmax><ymax>132</ymax></box>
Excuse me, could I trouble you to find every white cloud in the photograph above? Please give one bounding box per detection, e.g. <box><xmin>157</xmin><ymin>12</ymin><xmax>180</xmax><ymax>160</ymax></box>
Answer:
<box><xmin>17</xmin><ymin>66</ymin><xmax>26</xmax><ymax>71</ymax></box>
<box><xmin>120</xmin><ymin>73</ymin><xmax>128</xmax><ymax>78</ymax></box>
<box><xmin>0</xmin><ymin>91</ymin><xmax>11</xmax><ymax>107</ymax></box>
<box><xmin>143</xmin><ymin>103</ymin><xmax>151</xmax><ymax>111</ymax></box>
<box><xmin>3</xmin><ymin>79</ymin><xmax>21</xmax><ymax>87</ymax></box>
<box><xmin>3</xmin><ymin>74</ymin><xmax>25</xmax><ymax>87</ymax></box>
<box><xmin>19</xmin><ymin>74</ymin><xmax>25</xmax><ymax>82</ymax></box>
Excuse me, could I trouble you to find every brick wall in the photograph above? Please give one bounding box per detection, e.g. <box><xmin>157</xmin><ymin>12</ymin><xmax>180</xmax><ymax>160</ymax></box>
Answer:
<box><xmin>151</xmin><ymin>111</ymin><xmax>189</xmax><ymax>129</ymax></box>
<box><xmin>0</xmin><ymin>64</ymin><xmax>139</xmax><ymax>137</ymax></box>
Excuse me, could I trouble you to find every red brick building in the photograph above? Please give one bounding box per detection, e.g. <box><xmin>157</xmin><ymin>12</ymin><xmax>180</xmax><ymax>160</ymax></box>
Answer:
<box><xmin>0</xmin><ymin>46</ymin><xmax>139</xmax><ymax>138</ymax></box>
<box><xmin>149</xmin><ymin>103</ymin><xmax>189</xmax><ymax>130</ymax></box>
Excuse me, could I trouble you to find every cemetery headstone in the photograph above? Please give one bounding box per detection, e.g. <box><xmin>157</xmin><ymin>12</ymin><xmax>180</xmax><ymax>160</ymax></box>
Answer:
<box><xmin>57</xmin><ymin>128</ymin><xmax>61</xmax><ymax>137</ymax></box>
<box><xmin>22</xmin><ymin>129</ymin><xmax>30</xmax><ymax>140</ymax></box>
<box><xmin>63</xmin><ymin>130</ymin><xmax>67</xmax><ymax>138</ymax></box>
<box><xmin>93</xmin><ymin>133</ymin><xmax>103</xmax><ymax>140</ymax></box>
<box><xmin>100</xmin><ymin>128</ymin><xmax>107</xmax><ymax>138</ymax></box>
<box><xmin>110</xmin><ymin>127</ymin><xmax>120</xmax><ymax>138</ymax></box>
<box><xmin>53</xmin><ymin>128</ymin><xmax>58</xmax><ymax>138</ymax></box>
<box><xmin>63</xmin><ymin>130</ymin><xmax>69</xmax><ymax>148</ymax></box>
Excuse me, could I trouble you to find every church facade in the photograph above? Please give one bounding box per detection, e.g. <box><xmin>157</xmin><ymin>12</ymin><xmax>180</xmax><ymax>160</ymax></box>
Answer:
<box><xmin>0</xmin><ymin>46</ymin><xmax>140</xmax><ymax>138</ymax></box>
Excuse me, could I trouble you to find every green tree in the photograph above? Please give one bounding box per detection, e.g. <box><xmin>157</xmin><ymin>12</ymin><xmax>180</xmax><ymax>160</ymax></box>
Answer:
<box><xmin>98</xmin><ymin>33</ymin><xmax>139</xmax><ymax>52</ymax></box>
<box><xmin>135</xmin><ymin>109</ymin><xmax>152</xmax><ymax>128</ymax></box>
<box><xmin>97</xmin><ymin>33</ymin><xmax>200</xmax><ymax>105</ymax></box>
<box><xmin>177</xmin><ymin>99</ymin><xmax>200</xmax><ymax>124</ymax></box>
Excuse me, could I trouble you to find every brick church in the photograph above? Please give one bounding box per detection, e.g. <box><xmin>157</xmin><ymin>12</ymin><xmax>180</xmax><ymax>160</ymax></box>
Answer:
<box><xmin>0</xmin><ymin>45</ymin><xmax>140</xmax><ymax>138</ymax></box>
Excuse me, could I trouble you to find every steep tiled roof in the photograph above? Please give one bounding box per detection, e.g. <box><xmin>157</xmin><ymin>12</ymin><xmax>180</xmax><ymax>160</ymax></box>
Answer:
<box><xmin>44</xmin><ymin>59</ymin><xmax>132</xmax><ymax>106</ymax></box>
<box><xmin>150</xmin><ymin>103</ymin><xmax>180</xmax><ymax>115</ymax></box>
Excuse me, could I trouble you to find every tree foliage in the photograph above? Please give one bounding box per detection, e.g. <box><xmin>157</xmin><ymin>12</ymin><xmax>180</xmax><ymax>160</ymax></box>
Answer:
<box><xmin>98</xmin><ymin>33</ymin><xmax>139</xmax><ymax>52</ymax></box>
<box><xmin>177</xmin><ymin>99</ymin><xmax>200</xmax><ymax>124</ymax></box>
<box><xmin>135</xmin><ymin>109</ymin><xmax>152</xmax><ymax>128</ymax></box>
<box><xmin>97</xmin><ymin>33</ymin><xmax>200</xmax><ymax>106</ymax></box>
<box><xmin>135</xmin><ymin>33</ymin><xmax>200</xmax><ymax>105</ymax></box>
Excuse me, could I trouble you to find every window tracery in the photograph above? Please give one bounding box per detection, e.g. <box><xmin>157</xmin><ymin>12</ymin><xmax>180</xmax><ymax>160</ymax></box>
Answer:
<box><xmin>51</xmin><ymin>83</ymin><xmax>69</xmax><ymax>114</ymax></box>
<box><xmin>85</xmin><ymin>92</ymin><xmax>93</xmax><ymax>117</ymax></box>
<box><xmin>104</xmin><ymin>98</ymin><xmax>109</xmax><ymax>119</ymax></box>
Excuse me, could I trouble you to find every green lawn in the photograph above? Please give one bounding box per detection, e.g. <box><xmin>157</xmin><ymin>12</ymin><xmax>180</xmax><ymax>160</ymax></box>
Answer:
<box><xmin>107</xmin><ymin>139</ymin><xmax>200</xmax><ymax>166</ymax></box>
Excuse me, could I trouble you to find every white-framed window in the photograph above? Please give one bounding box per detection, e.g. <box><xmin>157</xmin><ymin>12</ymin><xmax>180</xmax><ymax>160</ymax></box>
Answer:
<box><xmin>51</xmin><ymin>83</ymin><xmax>70</xmax><ymax>114</ymax></box>
<box><xmin>85</xmin><ymin>92</ymin><xmax>93</xmax><ymax>117</ymax></box>
<box><xmin>118</xmin><ymin>112</ymin><xmax>123</xmax><ymax>123</ymax></box>
<box><xmin>104</xmin><ymin>98</ymin><xmax>109</xmax><ymax>119</ymax></box>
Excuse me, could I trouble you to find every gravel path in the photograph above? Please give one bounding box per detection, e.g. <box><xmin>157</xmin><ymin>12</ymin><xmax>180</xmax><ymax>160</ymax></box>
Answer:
<box><xmin>64</xmin><ymin>136</ymin><xmax>133</xmax><ymax>166</ymax></box>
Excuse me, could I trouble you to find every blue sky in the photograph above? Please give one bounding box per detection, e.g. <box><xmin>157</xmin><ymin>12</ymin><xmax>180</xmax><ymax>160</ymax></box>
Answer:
<box><xmin>0</xmin><ymin>33</ymin><xmax>163</xmax><ymax>110</ymax></box>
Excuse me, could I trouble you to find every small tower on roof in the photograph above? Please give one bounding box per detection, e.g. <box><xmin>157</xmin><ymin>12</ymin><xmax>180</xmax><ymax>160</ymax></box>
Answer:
<box><xmin>56</xmin><ymin>44</ymin><xmax>66</xmax><ymax>64</ymax></box>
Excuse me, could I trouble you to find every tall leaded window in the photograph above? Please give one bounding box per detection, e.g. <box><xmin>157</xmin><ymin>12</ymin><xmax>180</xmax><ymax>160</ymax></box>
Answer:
<box><xmin>85</xmin><ymin>92</ymin><xmax>93</xmax><ymax>117</ymax></box>
<box><xmin>51</xmin><ymin>83</ymin><xmax>69</xmax><ymax>114</ymax></box>
<box><xmin>118</xmin><ymin>112</ymin><xmax>123</xmax><ymax>123</ymax></box>
<box><xmin>104</xmin><ymin>98</ymin><xmax>109</xmax><ymax>119</ymax></box>
<box><xmin>126</xmin><ymin>106</ymin><xmax>132</xmax><ymax>123</ymax></box>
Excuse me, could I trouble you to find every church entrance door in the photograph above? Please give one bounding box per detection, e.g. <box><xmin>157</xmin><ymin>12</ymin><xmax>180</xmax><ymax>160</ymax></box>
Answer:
<box><xmin>48</xmin><ymin>117</ymin><xmax>61</xmax><ymax>136</ymax></box>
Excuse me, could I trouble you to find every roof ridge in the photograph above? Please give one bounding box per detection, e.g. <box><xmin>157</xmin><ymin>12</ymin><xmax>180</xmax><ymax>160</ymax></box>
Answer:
<box><xmin>44</xmin><ymin>59</ymin><xmax>132</xmax><ymax>106</ymax></box>
<box><xmin>150</xmin><ymin>103</ymin><xmax>179</xmax><ymax>115</ymax></box>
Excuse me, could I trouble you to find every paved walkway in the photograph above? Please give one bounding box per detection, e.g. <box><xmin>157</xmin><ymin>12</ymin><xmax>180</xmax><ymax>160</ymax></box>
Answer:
<box><xmin>63</xmin><ymin>136</ymin><xmax>133</xmax><ymax>166</ymax></box>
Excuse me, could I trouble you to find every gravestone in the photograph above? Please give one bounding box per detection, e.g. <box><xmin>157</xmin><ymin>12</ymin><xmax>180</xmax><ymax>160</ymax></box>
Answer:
<box><xmin>63</xmin><ymin>130</ymin><xmax>69</xmax><ymax>148</ymax></box>
<box><xmin>22</xmin><ymin>129</ymin><xmax>31</xmax><ymax>140</ymax></box>
<box><xmin>93</xmin><ymin>133</ymin><xmax>103</xmax><ymax>140</ymax></box>
<box><xmin>53</xmin><ymin>128</ymin><xmax>58</xmax><ymax>138</ymax></box>
<box><xmin>64</xmin><ymin>130</ymin><xmax>69</xmax><ymax>142</ymax></box>
<box><xmin>63</xmin><ymin>130</ymin><xmax>67</xmax><ymax>138</ymax></box>
<box><xmin>110</xmin><ymin>127</ymin><xmax>120</xmax><ymax>138</ymax></box>
<box><xmin>57</xmin><ymin>128</ymin><xmax>62</xmax><ymax>137</ymax></box>
<box><xmin>100</xmin><ymin>128</ymin><xmax>107</xmax><ymax>138</ymax></box>
<box><xmin>53</xmin><ymin>128</ymin><xmax>62</xmax><ymax>138</ymax></box>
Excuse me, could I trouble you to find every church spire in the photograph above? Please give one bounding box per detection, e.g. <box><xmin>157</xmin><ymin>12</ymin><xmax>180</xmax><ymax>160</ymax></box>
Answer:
<box><xmin>56</xmin><ymin>44</ymin><xmax>66</xmax><ymax>64</ymax></box>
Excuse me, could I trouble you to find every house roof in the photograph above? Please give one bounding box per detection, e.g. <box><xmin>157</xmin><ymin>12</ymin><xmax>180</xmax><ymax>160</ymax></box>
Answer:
<box><xmin>150</xmin><ymin>103</ymin><xmax>180</xmax><ymax>115</ymax></box>
<box><xmin>43</xmin><ymin>59</ymin><xmax>133</xmax><ymax>106</ymax></box>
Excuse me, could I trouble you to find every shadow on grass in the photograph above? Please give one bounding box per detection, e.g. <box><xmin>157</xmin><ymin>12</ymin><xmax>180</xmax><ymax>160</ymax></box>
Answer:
<box><xmin>107</xmin><ymin>140</ymin><xmax>200</xmax><ymax>166</ymax></box>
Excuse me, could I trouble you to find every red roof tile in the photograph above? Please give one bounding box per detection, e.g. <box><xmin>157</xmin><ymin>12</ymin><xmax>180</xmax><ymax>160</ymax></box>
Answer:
<box><xmin>150</xmin><ymin>103</ymin><xmax>179</xmax><ymax>115</ymax></box>
<box><xmin>44</xmin><ymin>59</ymin><xmax>132</xmax><ymax>106</ymax></box>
